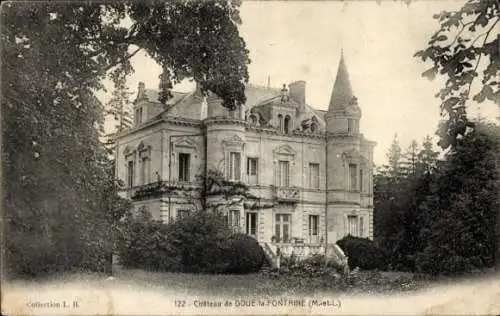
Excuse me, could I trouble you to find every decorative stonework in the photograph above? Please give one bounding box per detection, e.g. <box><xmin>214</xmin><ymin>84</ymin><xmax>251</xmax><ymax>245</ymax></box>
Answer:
<box><xmin>341</xmin><ymin>149</ymin><xmax>369</xmax><ymax>166</ymax></box>
<box><xmin>222</xmin><ymin>134</ymin><xmax>245</xmax><ymax>151</ymax></box>
<box><xmin>272</xmin><ymin>186</ymin><xmax>300</xmax><ymax>202</ymax></box>
<box><xmin>172</xmin><ymin>136</ymin><xmax>199</xmax><ymax>151</ymax></box>
<box><xmin>273</xmin><ymin>144</ymin><xmax>297</xmax><ymax>157</ymax></box>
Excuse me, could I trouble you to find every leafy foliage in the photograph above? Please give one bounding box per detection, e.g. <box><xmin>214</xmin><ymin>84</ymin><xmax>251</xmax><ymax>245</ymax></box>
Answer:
<box><xmin>278</xmin><ymin>253</ymin><xmax>344</xmax><ymax>278</ymax></box>
<box><xmin>414</xmin><ymin>0</ymin><xmax>499</xmax><ymax>148</ymax></box>
<box><xmin>374</xmin><ymin>135</ymin><xmax>440</xmax><ymax>271</ymax></box>
<box><xmin>375</xmin><ymin>122</ymin><xmax>499</xmax><ymax>275</ymax></box>
<box><xmin>117</xmin><ymin>211</ymin><xmax>266</xmax><ymax>274</ymax></box>
<box><xmin>414</xmin><ymin>122</ymin><xmax>499</xmax><ymax>275</ymax></box>
<box><xmin>105</xmin><ymin>73</ymin><xmax>134</xmax><ymax>133</ymax></box>
<box><xmin>2</xmin><ymin>1</ymin><xmax>249</xmax><ymax>278</ymax></box>
<box><xmin>180</xmin><ymin>169</ymin><xmax>275</xmax><ymax>214</ymax></box>
<box><xmin>224</xmin><ymin>233</ymin><xmax>266</xmax><ymax>274</ymax></box>
<box><xmin>337</xmin><ymin>235</ymin><xmax>389</xmax><ymax>271</ymax></box>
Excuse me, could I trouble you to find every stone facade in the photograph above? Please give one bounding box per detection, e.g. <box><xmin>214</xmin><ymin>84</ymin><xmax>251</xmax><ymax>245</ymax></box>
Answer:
<box><xmin>114</xmin><ymin>54</ymin><xmax>376</xmax><ymax>246</ymax></box>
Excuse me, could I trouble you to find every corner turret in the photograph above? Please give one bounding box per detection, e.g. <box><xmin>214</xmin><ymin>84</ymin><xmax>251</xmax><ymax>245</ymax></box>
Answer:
<box><xmin>325</xmin><ymin>51</ymin><xmax>362</xmax><ymax>135</ymax></box>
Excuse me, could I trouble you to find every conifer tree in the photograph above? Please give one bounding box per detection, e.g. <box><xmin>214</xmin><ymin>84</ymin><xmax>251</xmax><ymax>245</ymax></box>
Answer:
<box><xmin>105</xmin><ymin>73</ymin><xmax>134</xmax><ymax>133</ymax></box>
<box><xmin>415</xmin><ymin>122</ymin><xmax>499</xmax><ymax>274</ymax></box>
<box><xmin>401</xmin><ymin>140</ymin><xmax>420</xmax><ymax>178</ymax></box>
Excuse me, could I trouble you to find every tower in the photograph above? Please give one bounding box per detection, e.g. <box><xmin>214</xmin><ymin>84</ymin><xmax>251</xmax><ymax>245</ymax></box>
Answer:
<box><xmin>325</xmin><ymin>51</ymin><xmax>374</xmax><ymax>243</ymax></box>
<box><xmin>325</xmin><ymin>51</ymin><xmax>362</xmax><ymax>135</ymax></box>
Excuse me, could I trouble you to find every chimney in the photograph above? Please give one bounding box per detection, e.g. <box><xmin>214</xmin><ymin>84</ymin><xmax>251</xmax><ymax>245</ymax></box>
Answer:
<box><xmin>288</xmin><ymin>81</ymin><xmax>306</xmax><ymax>112</ymax></box>
<box><xmin>137</xmin><ymin>82</ymin><xmax>147</xmax><ymax>100</ymax></box>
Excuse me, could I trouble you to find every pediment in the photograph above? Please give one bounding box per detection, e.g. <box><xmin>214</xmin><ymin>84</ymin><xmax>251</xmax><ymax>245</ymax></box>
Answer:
<box><xmin>266</xmin><ymin>97</ymin><xmax>300</xmax><ymax>109</ymax></box>
<box><xmin>342</xmin><ymin>149</ymin><xmax>368</xmax><ymax>165</ymax></box>
<box><xmin>222</xmin><ymin>134</ymin><xmax>244</xmax><ymax>147</ymax></box>
<box><xmin>273</xmin><ymin>144</ymin><xmax>297</xmax><ymax>157</ymax></box>
<box><xmin>123</xmin><ymin>145</ymin><xmax>132</xmax><ymax>156</ymax></box>
<box><xmin>137</xmin><ymin>140</ymin><xmax>150</xmax><ymax>151</ymax></box>
<box><xmin>173</xmin><ymin>137</ymin><xmax>199</xmax><ymax>149</ymax></box>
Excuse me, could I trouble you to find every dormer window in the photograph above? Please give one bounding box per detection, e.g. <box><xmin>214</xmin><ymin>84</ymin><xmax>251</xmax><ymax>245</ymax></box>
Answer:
<box><xmin>311</xmin><ymin>116</ymin><xmax>318</xmax><ymax>132</ymax></box>
<box><xmin>135</xmin><ymin>107</ymin><xmax>143</xmax><ymax>125</ymax></box>
<box><xmin>310</xmin><ymin>122</ymin><xmax>317</xmax><ymax>132</ymax></box>
<box><xmin>347</xmin><ymin>119</ymin><xmax>354</xmax><ymax>134</ymax></box>
<box><xmin>280</xmin><ymin>84</ymin><xmax>289</xmax><ymax>103</ymax></box>
<box><xmin>284</xmin><ymin>115</ymin><xmax>291</xmax><ymax>134</ymax></box>
<box><xmin>250</xmin><ymin>114</ymin><xmax>258</xmax><ymax>125</ymax></box>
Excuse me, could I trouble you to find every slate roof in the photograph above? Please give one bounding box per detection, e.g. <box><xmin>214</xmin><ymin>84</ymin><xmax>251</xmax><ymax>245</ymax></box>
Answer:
<box><xmin>143</xmin><ymin>89</ymin><xmax>189</xmax><ymax>105</ymax></box>
<box><xmin>328</xmin><ymin>52</ymin><xmax>355</xmax><ymax>112</ymax></box>
<box><xmin>139</xmin><ymin>83</ymin><xmax>328</xmax><ymax>128</ymax></box>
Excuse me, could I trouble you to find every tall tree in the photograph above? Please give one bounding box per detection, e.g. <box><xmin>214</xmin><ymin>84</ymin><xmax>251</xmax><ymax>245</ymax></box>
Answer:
<box><xmin>105</xmin><ymin>73</ymin><xmax>134</xmax><ymax>133</ymax></box>
<box><xmin>415</xmin><ymin>0</ymin><xmax>499</xmax><ymax>148</ymax></box>
<box><xmin>401</xmin><ymin>140</ymin><xmax>420</xmax><ymax>178</ymax></box>
<box><xmin>417</xmin><ymin>135</ymin><xmax>440</xmax><ymax>174</ymax></box>
<box><xmin>2</xmin><ymin>1</ymin><xmax>250</xmax><ymax>277</ymax></box>
<box><xmin>415</xmin><ymin>122</ymin><xmax>499</xmax><ymax>275</ymax></box>
<box><xmin>381</xmin><ymin>133</ymin><xmax>404</xmax><ymax>178</ymax></box>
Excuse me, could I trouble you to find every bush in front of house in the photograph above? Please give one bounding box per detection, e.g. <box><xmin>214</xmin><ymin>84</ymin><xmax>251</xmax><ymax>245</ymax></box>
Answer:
<box><xmin>116</xmin><ymin>215</ymin><xmax>182</xmax><ymax>272</ymax></box>
<box><xmin>224</xmin><ymin>233</ymin><xmax>266</xmax><ymax>274</ymax></box>
<box><xmin>336</xmin><ymin>235</ymin><xmax>389</xmax><ymax>271</ymax></box>
<box><xmin>117</xmin><ymin>210</ymin><xmax>268</xmax><ymax>274</ymax></box>
<box><xmin>277</xmin><ymin>253</ymin><xmax>344</xmax><ymax>278</ymax></box>
<box><xmin>166</xmin><ymin>211</ymin><xmax>234</xmax><ymax>273</ymax></box>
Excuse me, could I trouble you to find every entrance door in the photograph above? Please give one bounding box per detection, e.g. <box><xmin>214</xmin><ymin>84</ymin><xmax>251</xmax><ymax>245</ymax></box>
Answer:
<box><xmin>275</xmin><ymin>214</ymin><xmax>291</xmax><ymax>243</ymax></box>
<box><xmin>246</xmin><ymin>213</ymin><xmax>258</xmax><ymax>238</ymax></box>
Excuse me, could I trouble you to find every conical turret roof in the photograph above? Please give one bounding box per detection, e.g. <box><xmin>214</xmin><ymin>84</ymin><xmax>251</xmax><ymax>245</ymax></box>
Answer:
<box><xmin>328</xmin><ymin>51</ymin><xmax>354</xmax><ymax>112</ymax></box>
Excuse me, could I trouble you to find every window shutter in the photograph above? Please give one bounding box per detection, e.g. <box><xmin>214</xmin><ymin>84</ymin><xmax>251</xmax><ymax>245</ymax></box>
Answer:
<box><xmin>235</xmin><ymin>153</ymin><xmax>241</xmax><ymax>180</ymax></box>
<box><xmin>225</xmin><ymin>152</ymin><xmax>230</xmax><ymax>179</ymax></box>
<box><xmin>186</xmin><ymin>154</ymin><xmax>191</xmax><ymax>181</ymax></box>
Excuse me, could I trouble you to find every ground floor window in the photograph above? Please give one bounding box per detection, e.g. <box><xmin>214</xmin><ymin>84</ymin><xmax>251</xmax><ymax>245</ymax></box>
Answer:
<box><xmin>177</xmin><ymin>209</ymin><xmax>190</xmax><ymax>220</ymax></box>
<box><xmin>275</xmin><ymin>213</ymin><xmax>291</xmax><ymax>243</ymax></box>
<box><xmin>224</xmin><ymin>210</ymin><xmax>240</xmax><ymax>230</ymax></box>
<box><xmin>246</xmin><ymin>212</ymin><xmax>258</xmax><ymax>237</ymax></box>
<box><xmin>348</xmin><ymin>215</ymin><xmax>358</xmax><ymax>236</ymax></box>
<box><xmin>359</xmin><ymin>216</ymin><xmax>364</xmax><ymax>237</ymax></box>
<box><xmin>309</xmin><ymin>215</ymin><xmax>319</xmax><ymax>243</ymax></box>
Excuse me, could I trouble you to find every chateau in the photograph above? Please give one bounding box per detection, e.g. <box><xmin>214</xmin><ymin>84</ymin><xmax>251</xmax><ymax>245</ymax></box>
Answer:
<box><xmin>114</xmin><ymin>53</ymin><xmax>376</xmax><ymax>250</ymax></box>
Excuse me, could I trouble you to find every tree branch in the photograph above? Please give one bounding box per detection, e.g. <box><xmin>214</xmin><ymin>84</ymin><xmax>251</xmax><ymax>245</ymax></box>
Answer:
<box><xmin>102</xmin><ymin>46</ymin><xmax>143</xmax><ymax>73</ymax></box>
<box><xmin>450</xmin><ymin>21</ymin><xmax>475</xmax><ymax>47</ymax></box>
<box><xmin>465</xmin><ymin>17</ymin><xmax>500</xmax><ymax>100</ymax></box>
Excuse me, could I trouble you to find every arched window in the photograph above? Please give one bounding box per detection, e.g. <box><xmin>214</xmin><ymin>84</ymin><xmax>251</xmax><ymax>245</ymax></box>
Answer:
<box><xmin>310</xmin><ymin>122</ymin><xmax>317</xmax><ymax>132</ymax></box>
<box><xmin>278</xmin><ymin>114</ymin><xmax>283</xmax><ymax>132</ymax></box>
<box><xmin>250</xmin><ymin>114</ymin><xmax>258</xmax><ymax>125</ymax></box>
<box><xmin>284</xmin><ymin>115</ymin><xmax>291</xmax><ymax>134</ymax></box>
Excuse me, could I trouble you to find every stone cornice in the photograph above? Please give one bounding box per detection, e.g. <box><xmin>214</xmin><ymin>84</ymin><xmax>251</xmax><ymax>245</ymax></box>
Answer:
<box><xmin>112</xmin><ymin>118</ymin><xmax>164</xmax><ymax>139</ymax></box>
<box><xmin>204</xmin><ymin>117</ymin><xmax>247</xmax><ymax>127</ymax></box>
<box><xmin>114</xmin><ymin>114</ymin><xmax>375</xmax><ymax>144</ymax></box>
<box><xmin>246</xmin><ymin>125</ymin><xmax>326</xmax><ymax>140</ymax></box>
<box><xmin>163</xmin><ymin>116</ymin><xmax>203</xmax><ymax>127</ymax></box>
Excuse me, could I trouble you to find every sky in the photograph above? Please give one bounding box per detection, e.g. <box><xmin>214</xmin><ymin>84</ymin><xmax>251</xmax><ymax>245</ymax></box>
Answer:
<box><xmin>99</xmin><ymin>0</ymin><xmax>498</xmax><ymax>166</ymax></box>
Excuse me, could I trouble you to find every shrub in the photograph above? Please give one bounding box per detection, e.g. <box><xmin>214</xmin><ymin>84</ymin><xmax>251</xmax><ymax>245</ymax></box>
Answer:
<box><xmin>116</xmin><ymin>218</ymin><xmax>181</xmax><ymax>271</ymax></box>
<box><xmin>278</xmin><ymin>253</ymin><xmax>344</xmax><ymax>278</ymax></box>
<box><xmin>165</xmin><ymin>211</ymin><xmax>234</xmax><ymax>273</ymax></box>
<box><xmin>336</xmin><ymin>235</ymin><xmax>388</xmax><ymax>270</ymax></box>
<box><xmin>224</xmin><ymin>233</ymin><xmax>266</xmax><ymax>274</ymax></box>
<box><xmin>117</xmin><ymin>210</ymin><xmax>272</xmax><ymax>274</ymax></box>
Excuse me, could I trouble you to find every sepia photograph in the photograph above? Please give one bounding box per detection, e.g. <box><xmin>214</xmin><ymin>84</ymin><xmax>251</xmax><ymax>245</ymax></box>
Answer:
<box><xmin>1</xmin><ymin>0</ymin><xmax>499</xmax><ymax>315</ymax></box>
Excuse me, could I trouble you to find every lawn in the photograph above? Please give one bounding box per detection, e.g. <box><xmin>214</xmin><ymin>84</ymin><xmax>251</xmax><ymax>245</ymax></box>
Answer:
<box><xmin>114</xmin><ymin>267</ymin><xmax>431</xmax><ymax>297</ymax></box>
<box><xmin>3</xmin><ymin>268</ymin><xmax>500</xmax><ymax>315</ymax></box>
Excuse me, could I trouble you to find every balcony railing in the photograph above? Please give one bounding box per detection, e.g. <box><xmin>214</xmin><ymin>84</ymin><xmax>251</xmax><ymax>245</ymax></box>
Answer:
<box><xmin>127</xmin><ymin>180</ymin><xmax>200</xmax><ymax>199</ymax></box>
<box><xmin>272</xmin><ymin>186</ymin><xmax>300</xmax><ymax>202</ymax></box>
<box><xmin>267</xmin><ymin>242</ymin><xmax>325</xmax><ymax>260</ymax></box>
